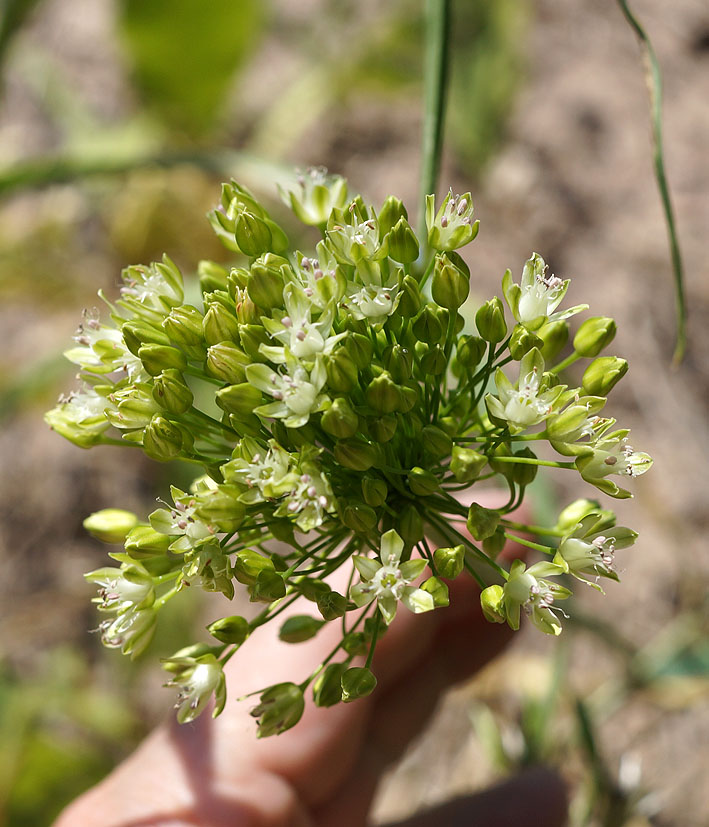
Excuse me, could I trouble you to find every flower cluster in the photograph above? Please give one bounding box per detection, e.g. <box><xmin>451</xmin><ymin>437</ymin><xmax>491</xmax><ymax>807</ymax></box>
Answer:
<box><xmin>47</xmin><ymin>171</ymin><xmax>651</xmax><ymax>735</ymax></box>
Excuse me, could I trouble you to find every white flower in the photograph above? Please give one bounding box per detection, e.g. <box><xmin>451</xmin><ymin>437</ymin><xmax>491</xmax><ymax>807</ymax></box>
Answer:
<box><xmin>149</xmin><ymin>486</ymin><xmax>215</xmax><ymax>552</ymax></box>
<box><xmin>98</xmin><ymin>607</ymin><xmax>156</xmax><ymax>657</ymax></box>
<box><xmin>164</xmin><ymin>654</ymin><xmax>226</xmax><ymax>724</ymax></box>
<box><xmin>486</xmin><ymin>348</ymin><xmax>564</xmax><ymax>433</ymax></box>
<box><xmin>554</xmin><ymin>513</ymin><xmax>637</xmax><ymax>588</ymax></box>
<box><xmin>85</xmin><ymin>566</ymin><xmax>154</xmax><ymax>614</ymax></box>
<box><xmin>342</xmin><ymin>283</ymin><xmax>400</xmax><ymax>325</ymax></box>
<box><xmin>246</xmin><ymin>353</ymin><xmax>329</xmax><ymax>428</ymax></box>
<box><xmin>120</xmin><ymin>256</ymin><xmax>184</xmax><ymax>311</ymax></box>
<box><xmin>502</xmin><ymin>559</ymin><xmax>570</xmax><ymax>636</ymax></box>
<box><xmin>576</xmin><ymin>430</ymin><xmax>653</xmax><ymax>498</ymax></box>
<box><xmin>350</xmin><ymin>530</ymin><xmax>434</xmax><ymax>625</ymax></box>
<box><xmin>279</xmin><ymin>166</ymin><xmax>348</xmax><ymax>227</ymax></box>
<box><xmin>502</xmin><ymin>252</ymin><xmax>587</xmax><ymax>329</ymax></box>
<box><xmin>275</xmin><ymin>462</ymin><xmax>336</xmax><ymax>531</ymax></box>
<box><xmin>64</xmin><ymin>310</ymin><xmax>145</xmax><ymax>381</ymax></box>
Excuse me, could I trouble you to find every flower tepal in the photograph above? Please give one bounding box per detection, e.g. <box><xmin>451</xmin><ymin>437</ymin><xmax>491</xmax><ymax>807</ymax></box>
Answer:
<box><xmin>47</xmin><ymin>170</ymin><xmax>651</xmax><ymax>735</ymax></box>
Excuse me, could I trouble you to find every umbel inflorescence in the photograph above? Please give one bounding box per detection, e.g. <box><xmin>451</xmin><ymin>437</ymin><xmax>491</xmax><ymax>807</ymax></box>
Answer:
<box><xmin>47</xmin><ymin>169</ymin><xmax>651</xmax><ymax>735</ymax></box>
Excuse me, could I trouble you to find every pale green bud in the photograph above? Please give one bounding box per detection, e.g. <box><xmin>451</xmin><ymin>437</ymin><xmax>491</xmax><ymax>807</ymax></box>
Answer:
<box><xmin>122</xmin><ymin>320</ymin><xmax>171</xmax><ymax>357</ymax></box>
<box><xmin>387</xmin><ymin>217</ymin><xmax>420</xmax><ymax>263</ymax></box>
<box><xmin>537</xmin><ymin>320</ymin><xmax>569</xmax><ymax>362</ymax></box>
<box><xmin>555</xmin><ymin>499</ymin><xmax>606</xmax><ymax>533</ymax></box>
<box><xmin>422</xmin><ymin>425</ymin><xmax>452</xmax><ymax>460</ymax></box>
<box><xmin>475</xmin><ymin>297</ymin><xmax>507</xmax><ymax>343</ymax></box>
<box><xmin>467</xmin><ymin>502</ymin><xmax>501</xmax><ymax>541</ymax></box>
<box><xmin>366</xmin><ymin>373</ymin><xmax>401</xmax><ymax>414</ymax></box>
<box><xmin>482</xmin><ymin>527</ymin><xmax>507</xmax><ymax>559</ymax></box>
<box><xmin>206</xmin><ymin>342</ymin><xmax>250</xmax><ymax>383</ymax></box>
<box><xmin>407</xmin><ymin>466</ymin><xmax>439</xmax><ymax>496</ymax></box>
<box><xmin>137</xmin><ymin>343</ymin><xmax>186</xmax><ymax>376</ymax></box>
<box><xmin>294</xmin><ymin>577</ymin><xmax>331</xmax><ymax>602</ymax></box>
<box><xmin>420</xmin><ymin>344</ymin><xmax>447</xmax><ymax>375</ymax></box>
<box><xmin>385</xmin><ymin>344</ymin><xmax>413</xmax><ymax>383</ymax></box>
<box><xmin>124</xmin><ymin>524</ymin><xmax>172</xmax><ymax>556</ymax></box>
<box><xmin>84</xmin><ymin>509</ymin><xmax>138</xmax><ymax>544</ymax></box>
<box><xmin>207</xmin><ymin>615</ymin><xmax>250</xmax><ymax>645</ymax></box>
<box><xmin>434</xmin><ymin>545</ymin><xmax>465</xmax><ymax>579</ymax></box>
<box><xmin>152</xmin><ymin>369</ymin><xmax>193</xmax><ymax>414</ymax></box>
<box><xmin>162</xmin><ymin>305</ymin><xmax>206</xmax><ymax>360</ymax></box>
<box><xmin>235</xmin><ymin>210</ymin><xmax>272</xmax><ymax>257</ymax></box>
<box><xmin>432</xmin><ymin>253</ymin><xmax>470</xmax><ymax>310</ymax></box>
<box><xmin>377</xmin><ymin>195</ymin><xmax>408</xmax><ymax>236</ymax></box>
<box><xmin>247</xmin><ymin>255</ymin><xmax>287</xmax><ymax>309</ymax></box>
<box><xmin>334</xmin><ymin>439</ymin><xmax>377</xmax><ymax>471</ymax></box>
<box><xmin>238</xmin><ymin>324</ymin><xmax>270</xmax><ymax>359</ymax></box>
<box><xmin>312</xmin><ymin>663</ymin><xmax>348</xmax><ymax>707</ymax></box>
<box><xmin>143</xmin><ymin>414</ymin><xmax>189</xmax><ymax>461</ymax></box>
<box><xmin>233</xmin><ymin>550</ymin><xmax>275</xmax><ymax>586</ymax></box>
<box><xmin>480</xmin><ymin>585</ymin><xmax>506</xmax><ymax>624</ymax></box>
<box><xmin>342</xmin><ymin>632</ymin><xmax>368</xmax><ymax>656</ymax></box>
<box><xmin>421</xmin><ymin>576</ymin><xmax>449</xmax><ymax>607</ymax></box>
<box><xmin>341</xmin><ymin>667</ymin><xmax>377</xmax><ymax>703</ymax></box>
<box><xmin>398</xmin><ymin>274</ymin><xmax>422</xmax><ymax>317</ymax></box>
<box><xmin>450</xmin><ymin>445</ymin><xmax>487</xmax><ymax>482</ymax></box>
<box><xmin>251</xmin><ymin>682</ymin><xmax>305</xmax><ymax>737</ymax></box>
<box><xmin>279</xmin><ymin>615</ymin><xmax>326</xmax><ymax>644</ymax></box>
<box><xmin>325</xmin><ymin>350</ymin><xmax>359</xmax><ymax>392</ymax></box>
<box><xmin>106</xmin><ymin>384</ymin><xmax>159</xmax><ymax>429</ymax></box>
<box><xmin>369</xmin><ymin>415</ymin><xmax>398</xmax><ymax>443</ymax></box>
<box><xmin>362</xmin><ymin>476</ymin><xmax>388</xmax><ymax>507</ymax></box>
<box><xmin>456</xmin><ymin>334</ymin><xmax>486</xmax><ymax>370</ymax></box>
<box><xmin>249</xmin><ymin>569</ymin><xmax>286</xmax><ymax>603</ymax></box>
<box><xmin>509</xmin><ymin>447</ymin><xmax>538</xmax><ymax>486</ymax></box>
<box><xmin>194</xmin><ymin>485</ymin><xmax>246</xmax><ymax>532</ymax></box>
<box><xmin>509</xmin><ymin>324</ymin><xmax>543</xmax><ymax>360</ymax></box>
<box><xmin>215</xmin><ymin>383</ymin><xmax>262</xmax><ymax>417</ymax></box>
<box><xmin>573</xmin><ymin>316</ymin><xmax>616</xmax><ymax>357</ymax></box>
<box><xmin>203</xmin><ymin>301</ymin><xmax>240</xmax><ymax>346</ymax></box>
<box><xmin>343</xmin><ymin>502</ymin><xmax>378</xmax><ymax>533</ymax></box>
<box><xmin>344</xmin><ymin>333</ymin><xmax>374</xmax><ymax>369</ymax></box>
<box><xmin>317</xmin><ymin>590</ymin><xmax>348</xmax><ymax>621</ymax></box>
<box><xmin>412</xmin><ymin>306</ymin><xmax>443</xmax><ymax>344</ymax></box>
<box><xmin>398</xmin><ymin>504</ymin><xmax>424</xmax><ymax>545</ymax></box>
<box><xmin>321</xmin><ymin>397</ymin><xmax>359</xmax><ymax>438</ymax></box>
<box><xmin>582</xmin><ymin>356</ymin><xmax>628</xmax><ymax>395</ymax></box>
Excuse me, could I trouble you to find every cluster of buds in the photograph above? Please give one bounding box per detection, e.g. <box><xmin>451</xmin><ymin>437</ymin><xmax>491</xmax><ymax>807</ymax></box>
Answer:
<box><xmin>47</xmin><ymin>170</ymin><xmax>651</xmax><ymax>735</ymax></box>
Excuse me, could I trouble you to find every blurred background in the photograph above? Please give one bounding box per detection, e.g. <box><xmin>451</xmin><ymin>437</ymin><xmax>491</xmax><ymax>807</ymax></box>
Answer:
<box><xmin>0</xmin><ymin>0</ymin><xmax>707</xmax><ymax>824</ymax></box>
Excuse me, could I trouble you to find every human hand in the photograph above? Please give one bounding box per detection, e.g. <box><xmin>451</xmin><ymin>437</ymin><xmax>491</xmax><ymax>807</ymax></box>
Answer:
<box><xmin>56</xmin><ymin>516</ymin><xmax>567</xmax><ymax>827</ymax></box>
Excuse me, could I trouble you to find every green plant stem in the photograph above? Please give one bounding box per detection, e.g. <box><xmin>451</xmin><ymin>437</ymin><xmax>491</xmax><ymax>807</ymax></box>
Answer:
<box><xmin>417</xmin><ymin>0</ymin><xmax>451</xmax><ymax>244</ymax></box>
<box><xmin>501</xmin><ymin>519</ymin><xmax>564</xmax><ymax>538</ymax></box>
<box><xmin>491</xmin><ymin>455</ymin><xmax>575</xmax><ymax>469</ymax></box>
<box><xmin>549</xmin><ymin>351</ymin><xmax>580</xmax><ymax>375</ymax></box>
<box><xmin>616</xmin><ymin>0</ymin><xmax>687</xmax><ymax>365</ymax></box>
<box><xmin>503</xmin><ymin>532</ymin><xmax>554</xmax><ymax>555</ymax></box>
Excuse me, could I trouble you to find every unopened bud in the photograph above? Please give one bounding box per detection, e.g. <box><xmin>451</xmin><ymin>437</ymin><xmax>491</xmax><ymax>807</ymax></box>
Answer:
<box><xmin>334</xmin><ymin>439</ymin><xmax>377</xmax><ymax>471</ymax></box>
<box><xmin>480</xmin><ymin>585</ymin><xmax>506</xmax><ymax>624</ymax></box>
<box><xmin>83</xmin><ymin>509</ymin><xmax>138</xmax><ymax>544</ymax></box>
<box><xmin>467</xmin><ymin>502</ymin><xmax>500</xmax><ymax>541</ymax></box>
<box><xmin>432</xmin><ymin>253</ymin><xmax>470</xmax><ymax>310</ymax></box>
<box><xmin>434</xmin><ymin>545</ymin><xmax>465</xmax><ymax>579</ymax></box>
<box><xmin>152</xmin><ymin>369</ymin><xmax>193</xmax><ymax>414</ymax></box>
<box><xmin>422</xmin><ymin>576</ymin><xmax>449</xmax><ymax>607</ymax></box>
<box><xmin>235</xmin><ymin>210</ymin><xmax>272</xmax><ymax>257</ymax></box>
<box><xmin>325</xmin><ymin>350</ymin><xmax>359</xmax><ymax>392</ymax></box>
<box><xmin>422</xmin><ymin>425</ymin><xmax>453</xmax><ymax>460</ymax></box>
<box><xmin>251</xmin><ymin>682</ymin><xmax>304</xmax><ymax>737</ymax></box>
<box><xmin>509</xmin><ymin>324</ymin><xmax>543</xmax><ymax>360</ymax></box>
<box><xmin>162</xmin><ymin>305</ymin><xmax>206</xmax><ymax>360</ymax></box>
<box><xmin>450</xmin><ymin>445</ymin><xmax>487</xmax><ymax>482</ymax></box>
<box><xmin>321</xmin><ymin>397</ymin><xmax>359</xmax><ymax>438</ymax></box>
<box><xmin>456</xmin><ymin>335</ymin><xmax>486</xmax><ymax>370</ymax></box>
<box><xmin>387</xmin><ymin>217</ymin><xmax>420</xmax><ymax>263</ymax></box>
<box><xmin>573</xmin><ymin>316</ymin><xmax>616</xmax><ymax>357</ymax></box>
<box><xmin>343</xmin><ymin>502</ymin><xmax>378</xmax><ymax>533</ymax></box>
<box><xmin>398</xmin><ymin>274</ymin><xmax>422</xmax><ymax>317</ymax></box>
<box><xmin>407</xmin><ymin>466</ymin><xmax>439</xmax><ymax>496</ymax></box>
<box><xmin>312</xmin><ymin>662</ymin><xmax>348</xmax><ymax>707</ymax></box>
<box><xmin>206</xmin><ymin>341</ymin><xmax>250</xmax><ymax>383</ymax></box>
<box><xmin>279</xmin><ymin>615</ymin><xmax>325</xmax><ymax>644</ymax></box>
<box><xmin>537</xmin><ymin>320</ymin><xmax>569</xmax><ymax>362</ymax></box>
<box><xmin>582</xmin><ymin>356</ymin><xmax>628</xmax><ymax>395</ymax></box>
<box><xmin>216</xmin><ymin>383</ymin><xmax>262</xmax><ymax>417</ymax></box>
<box><xmin>143</xmin><ymin>414</ymin><xmax>188</xmax><ymax>461</ymax></box>
<box><xmin>412</xmin><ymin>306</ymin><xmax>443</xmax><ymax>344</ymax></box>
<box><xmin>207</xmin><ymin>615</ymin><xmax>250</xmax><ymax>645</ymax></box>
<box><xmin>398</xmin><ymin>504</ymin><xmax>424</xmax><ymax>545</ymax></box>
<box><xmin>341</xmin><ymin>666</ymin><xmax>377</xmax><ymax>703</ymax></box>
<box><xmin>362</xmin><ymin>476</ymin><xmax>388</xmax><ymax>507</ymax></box>
<box><xmin>317</xmin><ymin>590</ymin><xmax>348</xmax><ymax>620</ymax></box>
<box><xmin>475</xmin><ymin>297</ymin><xmax>507</xmax><ymax>343</ymax></box>
<box><xmin>203</xmin><ymin>301</ymin><xmax>240</xmax><ymax>346</ymax></box>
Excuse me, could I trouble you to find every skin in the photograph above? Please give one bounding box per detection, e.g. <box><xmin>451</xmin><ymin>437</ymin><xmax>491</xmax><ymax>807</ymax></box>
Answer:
<box><xmin>56</xmin><ymin>517</ymin><xmax>568</xmax><ymax>827</ymax></box>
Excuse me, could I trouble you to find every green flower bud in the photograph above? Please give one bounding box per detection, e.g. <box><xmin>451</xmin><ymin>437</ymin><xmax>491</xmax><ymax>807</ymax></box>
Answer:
<box><xmin>412</xmin><ymin>306</ymin><xmax>443</xmax><ymax>344</ymax></box>
<box><xmin>137</xmin><ymin>344</ymin><xmax>187</xmax><ymax>376</ymax></box>
<box><xmin>480</xmin><ymin>585</ymin><xmax>506</xmax><ymax>624</ymax></box>
<box><xmin>438</xmin><ymin>416</ymin><xmax>458</xmax><ymax>436</ymax></box>
<box><xmin>294</xmin><ymin>577</ymin><xmax>331</xmax><ymax>602</ymax></box>
<box><xmin>312</xmin><ymin>662</ymin><xmax>348</xmax><ymax>708</ymax></box>
<box><xmin>407</xmin><ymin>466</ymin><xmax>440</xmax><ymax>496</ymax></box>
<box><xmin>482</xmin><ymin>527</ymin><xmax>506</xmax><ymax>559</ymax></box>
<box><xmin>467</xmin><ymin>502</ymin><xmax>500</xmax><ymax>541</ymax></box>
<box><xmin>235</xmin><ymin>210</ymin><xmax>272</xmax><ymax>257</ymax></box>
<box><xmin>279</xmin><ymin>615</ymin><xmax>326</xmax><ymax>643</ymax></box>
<box><xmin>509</xmin><ymin>324</ymin><xmax>543</xmax><ymax>360</ymax></box>
<box><xmin>334</xmin><ymin>439</ymin><xmax>377</xmax><ymax>471</ymax></box>
<box><xmin>203</xmin><ymin>301</ymin><xmax>240</xmax><ymax>346</ymax></box>
<box><xmin>450</xmin><ymin>445</ymin><xmax>487</xmax><ymax>482</ymax></box>
<box><xmin>555</xmin><ymin>499</ymin><xmax>607</xmax><ymax>533</ymax></box>
<box><xmin>366</xmin><ymin>373</ymin><xmax>401</xmax><ymax>414</ymax></box>
<box><xmin>398</xmin><ymin>274</ymin><xmax>422</xmax><ymax>317</ymax></box>
<box><xmin>432</xmin><ymin>253</ymin><xmax>470</xmax><ymax>310</ymax></box>
<box><xmin>377</xmin><ymin>195</ymin><xmax>408</xmax><ymax>236</ymax></box>
<box><xmin>105</xmin><ymin>384</ymin><xmax>158</xmax><ymax>430</ymax></box>
<box><xmin>456</xmin><ymin>334</ymin><xmax>486</xmax><ymax>370</ymax></box>
<box><xmin>537</xmin><ymin>320</ymin><xmax>569</xmax><ymax>362</ymax></box>
<box><xmin>205</xmin><ymin>341</ymin><xmax>250</xmax><ymax>383</ymax></box>
<box><xmin>573</xmin><ymin>316</ymin><xmax>616</xmax><ymax>357</ymax></box>
<box><xmin>421</xmin><ymin>576</ymin><xmax>450</xmax><ymax>607</ymax></box>
<box><xmin>143</xmin><ymin>414</ymin><xmax>188</xmax><ymax>461</ymax></box>
<box><xmin>475</xmin><ymin>297</ymin><xmax>507</xmax><ymax>343</ymax></box>
<box><xmin>251</xmin><ymin>682</ymin><xmax>305</xmax><ymax>737</ymax></box>
<box><xmin>321</xmin><ymin>397</ymin><xmax>359</xmax><ymax>438</ymax></box>
<box><xmin>582</xmin><ymin>356</ymin><xmax>628</xmax><ymax>395</ymax></box>
<box><xmin>152</xmin><ymin>369</ymin><xmax>193</xmax><ymax>414</ymax></box>
<box><xmin>83</xmin><ymin>509</ymin><xmax>138</xmax><ymax>544</ymax></box>
<box><xmin>325</xmin><ymin>350</ymin><xmax>359</xmax><ymax>392</ymax></box>
<box><xmin>207</xmin><ymin>615</ymin><xmax>250</xmax><ymax>645</ymax></box>
<box><xmin>249</xmin><ymin>569</ymin><xmax>286</xmax><ymax>603</ymax></box>
<box><xmin>433</xmin><ymin>545</ymin><xmax>465</xmax><ymax>579</ymax></box>
<box><xmin>317</xmin><ymin>590</ymin><xmax>348</xmax><ymax>621</ymax></box>
<box><xmin>194</xmin><ymin>485</ymin><xmax>246</xmax><ymax>532</ymax></box>
<box><xmin>238</xmin><ymin>324</ymin><xmax>270</xmax><ymax>359</ymax></box>
<box><xmin>162</xmin><ymin>305</ymin><xmax>206</xmax><ymax>360</ymax></box>
<box><xmin>362</xmin><ymin>476</ymin><xmax>388</xmax><ymax>507</ymax></box>
<box><xmin>398</xmin><ymin>504</ymin><xmax>424</xmax><ymax>545</ymax></box>
<box><xmin>368</xmin><ymin>415</ymin><xmax>398</xmax><ymax>443</ymax></box>
<box><xmin>198</xmin><ymin>260</ymin><xmax>229</xmax><ymax>294</ymax></box>
<box><xmin>387</xmin><ymin>217</ymin><xmax>420</xmax><ymax>263</ymax></box>
<box><xmin>124</xmin><ymin>524</ymin><xmax>172</xmax><ymax>556</ymax></box>
<box><xmin>422</xmin><ymin>425</ymin><xmax>453</xmax><ymax>460</ymax></box>
<box><xmin>215</xmin><ymin>383</ymin><xmax>262</xmax><ymax>417</ymax></box>
<box><xmin>342</xmin><ymin>632</ymin><xmax>368</xmax><ymax>656</ymax></box>
<box><xmin>122</xmin><ymin>320</ymin><xmax>171</xmax><ymax>356</ymax></box>
<box><xmin>420</xmin><ymin>344</ymin><xmax>447</xmax><ymax>375</ymax></box>
<box><xmin>234</xmin><ymin>550</ymin><xmax>275</xmax><ymax>586</ymax></box>
<box><xmin>247</xmin><ymin>266</ymin><xmax>285</xmax><ymax>310</ymax></box>
<box><xmin>341</xmin><ymin>666</ymin><xmax>377</xmax><ymax>703</ymax></box>
<box><xmin>344</xmin><ymin>333</ymin><xmax>374</xmax><ymax>369</ymax></box>
<box><xmin>343</xmin><ymin>501</ymin><xmax>378</xmax><ymax>533</ymax></box>
<box><xmin>227</xmin><ymin>412</ymin><xmax>262</xmax><ymax>437</ymax></box>
<box><xmin>509</xmin><ymin>447</ymin><xmax>538</xmax><ymax>486</ymax></box>
<box><xmin>385</xmin><ymin>344</ymin><xmax>413</xmax><ymax>383</ymax></box>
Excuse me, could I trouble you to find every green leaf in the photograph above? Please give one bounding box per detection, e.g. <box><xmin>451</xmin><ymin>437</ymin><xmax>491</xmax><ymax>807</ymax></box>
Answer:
<box><xmin>118</xmin><ymin>0</ymin><xmax>266</xmax><ymax>136</ymax></box>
